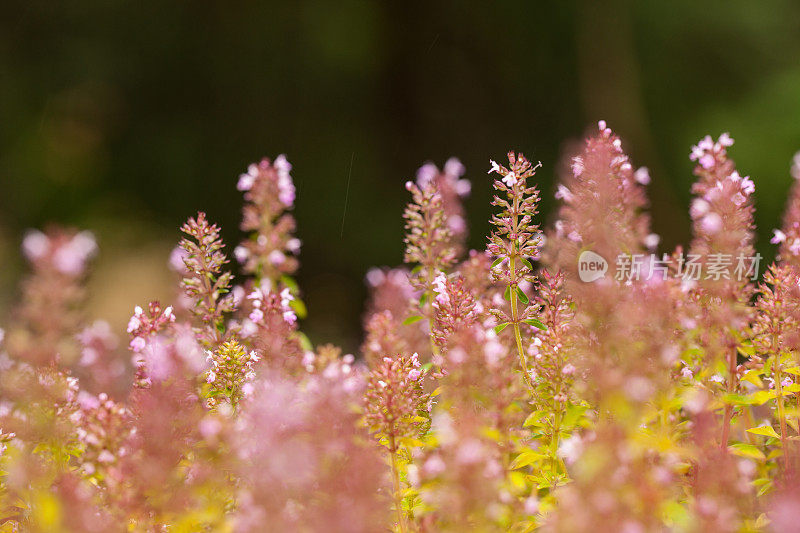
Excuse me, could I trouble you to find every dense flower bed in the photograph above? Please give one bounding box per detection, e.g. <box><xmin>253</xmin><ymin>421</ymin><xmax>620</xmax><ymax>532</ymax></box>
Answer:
<box><xmin>1</xmin><ymin>122</ymin><xmax>799</xmax><ymax>531</ymax></box>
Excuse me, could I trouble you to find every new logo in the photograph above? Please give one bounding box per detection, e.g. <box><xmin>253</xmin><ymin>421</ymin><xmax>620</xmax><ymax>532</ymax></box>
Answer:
<box><xmin>578</xmin><ymin>250</ymin><xmax>607</xmax><ymax>282</ymax></box>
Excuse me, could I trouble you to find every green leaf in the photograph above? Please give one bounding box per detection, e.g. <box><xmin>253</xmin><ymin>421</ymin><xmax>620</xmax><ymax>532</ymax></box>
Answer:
<box><xmin>289</xmin><ymin>298</ymin><xmax>307</xmax><ymax>320</ymax></box>
<box><xmin>741</xmin><ymin>370</ymin><xmax>764</xmax><ymax>388</ymax></box>
<box><xmin>419</xmin><ymin>292</ymin><xmax>428</xmax><ymax>306</ymax></box>
<box><xmin>520</xmin><ymin>257</ymin><xmax>534</xmax><ymax>271</ymax></box>
<box><xmin>523</xmin><ymin>412</ymin><xmax>544</xmax><ymax>428</ymax></box>
<box><xmin>297</xmin><ymin>332</ymin><xmax>313</xmax><ymax>351</ymax></box>
<box><xmin>280</xmin><ymin>275</ymin><xmax>299</xmax><ymax>292</ymax></box>
<box><xmin>509</xmin><ymin>450</ymin><xmax>543</xmax><ymax>470</ymax></box>
<box><xmin>503</xmin><ymin>286</ymin><xmax>512</xmax><ymax>301</ymax></box>
<box><xmin>722</xmin><ymin>393</ymin><xmax>755</xmax><ymax>406</ymax></box>
<box><xmin>729</xmin><ymin>443</ymin><xmax>766</xmax><ymax>460</ymax></box>
<box><xmin>403</xmin><ymin>315</ymin><xmax>425</xmax><ymax>325</ymax></box>
<box><xmin>747</xmin><ymin>425</ymin><xmax>781</xmax><ymax>439</ymax></box>
<box><xmin>523</xmin><ymin>318</ymin><xmax>547</xmax><ymax>330</ymax></box>
<box><xmin>561</xmin><ymin>404</ymin><xmax>588</xmax><ymax>429</ymax></box>
<box><xmin>491</xmin><ymin>257</ymin><xmax>504</xmax><ymax>268</ymax></box>
<box><xmin>494</xmin><ymin>323</ymin><xmax>510</xmax><ymax>333</ymax></box>
<box><xmin>516</xmin><ymin>286</ymin><xmax>529</xmax><ymax>304</ymax></box>
<box><xmin>749</xmin><ymin>390</ymin><xmax>778</xmax><ymax>405</ymax></box>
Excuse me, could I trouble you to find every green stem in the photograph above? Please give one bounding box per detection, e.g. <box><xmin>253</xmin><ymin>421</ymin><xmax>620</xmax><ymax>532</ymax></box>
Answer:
<box><xmin>550</xmin><ymin>405</ymin><xmax>563</xmax><ymax>485</ymax></box>
<box><xmin>509</xmin><ymin>265</ymin><xmax>531</xmax><ymax>383</ymax></box>
<box><xmin>720</xmin><ymin>344</ymin><xmax>737</xmax><ymax>448</ymax></box>
<box><xmin>775</xmin><ymin>356</ymin><xmax>789</xmax><ymax>469</ymax></box>
<box><xmin>389</xmin><ymin>437</ymin><xmax>407</xmax><ymax>533</ymax></box>
<box><xmin>508</xmin><ymin>186</ymin><xmax>532</xmax><ymax>388</ymax></box>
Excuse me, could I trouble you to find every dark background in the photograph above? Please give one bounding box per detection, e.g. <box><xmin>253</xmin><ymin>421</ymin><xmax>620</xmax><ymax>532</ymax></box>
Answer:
<box><xmin>2</xmin><ymin>1</ymin><xmax>800</xmax><ymax>352</ymax></box>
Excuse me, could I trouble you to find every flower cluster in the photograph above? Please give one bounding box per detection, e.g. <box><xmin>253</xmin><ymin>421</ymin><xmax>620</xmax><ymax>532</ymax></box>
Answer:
<box><xmin>72</xmin><ymin>392</ymin><xmax>131</xmax><ymax>481</ymax></box>
<box><xmin>431</xmin><ymin>272</ymin><xmax>478</xmax><ymax>350</ymax></box>
<box><xmin>235</xmin><ymin>156</ymin><xmax>300</xmax><ymax>282</ymax></box>
<box><xmin>204</xmin><ymin>339</ymin><xmax>260</xmax><ymax>410</ymax></box>
<box><xmin>239</xmin><ymin>284</ymin><xmax>304</xmax><ymax>370</ymax></box>
<box><xmin>487</xmin><ymin>152</ymin><xmax>545</xmax><ymax>383</ymax></box>
<box><xmin>126</xmin><ymin>301</ymin><xmax>176</xmax><ymax>387</ymax></box>
<box><xmin>179</xmin><ymin>211</ymin><xmax>235</xmax><ymax>346</ymax></box>
<box><xmin>364</xmin><ymin>352</ymin><xmax>429</xmax><ymax>452</ymax></box>
<box><xmin>403</xmin><ymin>174</ymin><xmax>462</xmax><ymax>356</ymax></box>
<box><xmin>416</xmin><ymin>158</ymin><xmax>471</xmax><ymax>245</ymax></box>
<box><xmin>8</xmin><ymin>229</ymin><xmax>97</xmax><ymax>367</ymax></box>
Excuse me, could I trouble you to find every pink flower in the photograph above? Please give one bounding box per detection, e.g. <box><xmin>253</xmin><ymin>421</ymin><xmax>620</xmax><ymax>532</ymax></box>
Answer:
<box><xmin>416</xmin><ymin>162</ymin><xmax>438</xmax><ymax>187</ymax></box>
<box><xmin>286</xmin><ymin>238</ymin><xmax>302</xmax><ymax>254</ymax></box>
<box><xmin>772</xmin><ymin>229</ymin><xmax>787</xmax><ymax>244</ymax></box>
<box><xmin>555</xmin><ymin>185</ymin><xmax>574</xmax><ymax>202</ymax></box>
<box><xmin>634</xmin><ymin>166</ymin><xmax>650</xmax><ymax>185</ymax></box>
<box><xmin>168</xmin><ymin>245</ymin><xmax>189</xmax><ymax>273</ymax></box>
<box><xmin>433</xmin><ymin>272</ymin><xmax>449</xmax><ymax>305</ymax></box>
<box><xmin>740</xmin><ymin>176</ymin><xmax>755</xmax><ymax>195</ymax></box>
<box><xmin>690</xmin><ymin>198</ymin><xmax>710</xmax><ymax>218</ymax></box>
<box><xmin>127</xmin><ymin>308</ymin><xmax>142</xmax><ymax>333</ymax></box>
<box><xmin>444</xmin><ymin>157</ymin><xmax>465</xmax><ymax>178</ymax></box>
<box><xmin>447</xmin><ymin>214</ymin><xmax>466</xmax><ymax>234</ymax></box>
<box><xmin>274</xmin><ymin>153</ymin><xmax>292</xmax><ymax>175</ymax></box>
<box><xmin>237</xmin><ymin>172</ymin><xmax>256</xmax><ymax>191</ymax></box>
<box><xmin>502</xmin><ymin>171</ymin><xmax>518</xmax><ymax>187</ymax></box>
<box><xmin>699</xmin><ymin>154</ymin><xmax>716</xmax><ymax>170</ymax></box>
<box><xmin>22</xmin><ymin>230</ymin><xmax>49</xmax><ymax>261</ymax></box>
<box><xmin>234</xmin><ymin>245</ymin><xmax>249</xmax><ymax>263</ymax></box>
<box><xmin>130</xmin><ymin>336</ymin><xmax>146</xmax><ymax>352</ymax></box>
<box><xmin>52</xmin><ymin>231</ymin><xmax>97</xmax><ymax>275</ymax></box>
<box><xmin>282</xmin><ymin>310</ymin><xmax>297</xmax><ymax>324</ymax></box>
<box><xmin>700</xmin><ymin>213</ymin><xmax>723</xmax><ymax>234</ymax></box>
<box><xmin>249</xmin><ymin>308</ymin><xmax>264</xmax><ymax>323</ymax></box>
<box><xmin>571</xmin><ymin>156</ymin><xmax>584</xmax><ymax>177</ymax></box>
<box><xmin>644</xmin><ymin>233</ymin><xmax>660</xmax><ymax>250</ymax></box>
<box><xmin>454</xmin><ymin>179</ymin><xmax>471</xmax><ymax>197</ymax></box>
<box><xmin>719</xmin><ymin>132</ymin><xmax>734</xmax><ymax>147</ymax></box>
<box><xmin>268</xmin><ymin>250</ymin><xmax>285</xmax><ymax>265</ymax></box>
<box><xmin>365</xmin><ymin>268</ymin><xmax>385</xmax><ymax>288</ymax></box>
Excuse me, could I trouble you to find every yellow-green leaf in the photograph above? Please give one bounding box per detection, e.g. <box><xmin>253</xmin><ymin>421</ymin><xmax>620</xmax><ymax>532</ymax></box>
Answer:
<box><xmin>729</xmin><ymin>443</ymin><xmax>766</xmax><ymax>460</ymax></box>
<box><xmin>747</xmin><ymin>425</ymin><xmax>780</xmax><ymax>439</ymax></box>
<box><xmin>749</xmin><ymin>390</ymin><xmax>777</xmax><ymax>405</ymax></box>
<box><xmin>510</xmin><ymin>450</ymin><xmax>544</xmax><ymax>470</ymax></box>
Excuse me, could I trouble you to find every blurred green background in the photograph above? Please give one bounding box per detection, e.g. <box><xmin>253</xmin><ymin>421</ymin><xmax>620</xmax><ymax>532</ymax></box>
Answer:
<box><xmin>2</xmin><ymin>0</ymin><xmax>800</xmax><ymax>352</ymax></box>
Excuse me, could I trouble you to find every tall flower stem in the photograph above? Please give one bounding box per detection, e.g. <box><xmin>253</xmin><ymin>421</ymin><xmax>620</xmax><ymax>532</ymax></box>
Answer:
<box><xmin>488</xmin><ymin>154</ymin><xmax>542</xmax><ymax>387</ymax></box>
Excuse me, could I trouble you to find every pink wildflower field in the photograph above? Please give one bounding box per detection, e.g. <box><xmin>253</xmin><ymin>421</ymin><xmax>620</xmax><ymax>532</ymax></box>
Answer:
<box><xmin>6</xmin><ymin>121</ymin><xmax>800</xmax><ymax>532</ymax></box>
